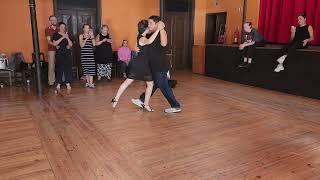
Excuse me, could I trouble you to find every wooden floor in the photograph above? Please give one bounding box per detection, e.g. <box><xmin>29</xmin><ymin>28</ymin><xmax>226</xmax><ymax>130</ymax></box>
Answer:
<box><xmin>1</xmin><ymin>72</ymin><xmax>320</xmax><ymax>180</ymax></box>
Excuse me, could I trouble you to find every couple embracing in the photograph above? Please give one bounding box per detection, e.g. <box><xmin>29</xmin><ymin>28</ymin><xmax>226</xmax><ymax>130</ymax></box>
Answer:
<box><xmin>111</xmin><ymin>16</ymin><xmax>181</xmax><ymax>113</ymax></box>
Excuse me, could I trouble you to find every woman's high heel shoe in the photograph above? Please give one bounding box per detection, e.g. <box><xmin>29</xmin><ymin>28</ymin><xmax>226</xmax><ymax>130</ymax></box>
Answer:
<box><xmin>111</xmin><ymin>98</ymin><xmax>118</xmax><ymax>108</ymax></box>
<box><xmin>142</xmin><ymin>104</ymin><xmax>154</xmax><ymax>112</ymax></box>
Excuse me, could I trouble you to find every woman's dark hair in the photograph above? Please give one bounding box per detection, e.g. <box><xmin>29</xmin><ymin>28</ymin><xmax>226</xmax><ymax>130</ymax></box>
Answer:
<box><xmin>298</xmin><ymin>12</ymin><xmax>306</xmax><ymax>19</ymax></box>
<box><xmin>149</xmin><ymin>15</ymin><xmax>161</xmax><ymax>23</ymax></box>
<box><xmin>122</xmin><ymin>40</ymin><xmax>128</xmax><ymax>46</ymax></box>
<box><xmin>138</xmin><ymin>20</ymin><xmax>148</xmax><ymax>34</ymax></box>
<box><xmin>82</xmin><ymin>24</ymin><xmax>91</xmax><ymax>29</ymax></box>
<box><xmin>58</xmin><ymin>22</ymin><xmax>66</xmax><ymax>27</ymax></box>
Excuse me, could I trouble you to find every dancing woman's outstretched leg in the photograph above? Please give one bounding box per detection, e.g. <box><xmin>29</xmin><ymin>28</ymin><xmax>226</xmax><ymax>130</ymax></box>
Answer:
<box><xmin>112</xmin><ymin>78</ymin><xmax>134</xmax><ymax>108</ymax></box>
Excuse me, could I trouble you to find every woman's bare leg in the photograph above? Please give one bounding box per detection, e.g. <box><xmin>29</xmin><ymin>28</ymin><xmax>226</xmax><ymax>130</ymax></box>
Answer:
<box><xmin>144</xmin><ymin>81</ymin><xmax>154</xmax><ymax>106</ymax></box>
<box><xmin>114</xmin><ymin>78</ymin><xmax>134</xmax><ymax>101</ymax></box>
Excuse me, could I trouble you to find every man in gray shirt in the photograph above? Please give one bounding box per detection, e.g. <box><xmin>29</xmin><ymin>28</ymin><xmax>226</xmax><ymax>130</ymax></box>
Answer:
<box><xmin>238</xmin><ymin>22</ymin><xmax>265</xmax><ymax>69</ymax></box>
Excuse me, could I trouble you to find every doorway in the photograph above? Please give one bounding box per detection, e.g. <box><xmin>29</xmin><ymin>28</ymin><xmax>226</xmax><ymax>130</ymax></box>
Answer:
<box><xmin>205</xmin><ymin>12</ymin><xmax>227</xmax><ymax>44</ymax></box>
<box><xmin>161</xmin><ymin>0</ymin><xmax>194</xmax><ymax>70</ymax></box>
<box><xmin>53</xmin><ymin>0</ymin><xmax>100</xmax><ymax>72</ymax></box>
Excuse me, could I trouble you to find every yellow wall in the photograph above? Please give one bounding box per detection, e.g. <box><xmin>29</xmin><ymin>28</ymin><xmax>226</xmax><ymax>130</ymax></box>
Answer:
<box><xmin>1</xmin><ymin>0</ymin><xmax>259</xmax><ymax>65</ymax></box>
<box><xmin>0</xmin><ymin>0</ymin><xmax>53</xmax><ymax>62</ymax></box>
<box><xmin>0</xmin><ymin>0</ymin><xmax>159</xmax><ymax>62</ymax></box>
<box><xmin>247</xmin><ymin>0</ymin><xmax>260</xmax><ymax>28</ymax></box>
<box><xmin>194</xmin><ymin>0</ymin><xmax>260</xmax><ymax>45</ymax></box>
<box><xmin>101</xmin><ymin>0</ymin><xmax>160</xmax><ymax>49</ymax></box>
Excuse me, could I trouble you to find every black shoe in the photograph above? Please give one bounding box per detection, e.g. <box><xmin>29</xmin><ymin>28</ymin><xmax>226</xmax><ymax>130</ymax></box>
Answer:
<box><xmin>238</xmin><ymin>62</ymin><xmax>247</xmax><ymax>68</ymax></box>
<box><xmin>244</xmin><ymin>62</ymin><xmax>252</xmax><ymax>68</ymax></box>
<box><xmin>111</xmin><ymin>98</ymin><xmax>118</xmax><ymax>108</ymax></box>
<box><xmin>142</xmin><ymin>104</ymin><xmax>154</xmax><ymax>112</ymax></box>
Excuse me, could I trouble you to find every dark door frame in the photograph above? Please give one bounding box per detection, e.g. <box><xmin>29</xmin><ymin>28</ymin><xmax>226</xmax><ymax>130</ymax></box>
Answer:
<box><xmin>160</xmin><ymin>0</ymin><xmax>195</xmax><ymax>69</ymax></box>
<box><xmin>53</xmin><ymin>0</ymin><xmax>101</xmax><ymax>30</ymax></box>
<box><xmin>205</xmin><ymin>12</ymin><xmax>227</xmax><ymax>44</ymax></box>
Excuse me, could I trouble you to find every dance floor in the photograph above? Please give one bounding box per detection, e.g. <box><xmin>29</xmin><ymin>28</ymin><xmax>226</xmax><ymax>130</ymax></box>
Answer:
<box><xmin>1</xmin><ymin>71</ymin><xmax>320</xmax><ymax>180</ymax></box>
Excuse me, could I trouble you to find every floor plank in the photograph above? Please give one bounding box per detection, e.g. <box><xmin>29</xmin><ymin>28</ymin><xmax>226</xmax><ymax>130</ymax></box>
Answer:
<box><xmin>1</xmin><ymin>71</ymin><xmax>320</xmax><ymax>179</ymax></box>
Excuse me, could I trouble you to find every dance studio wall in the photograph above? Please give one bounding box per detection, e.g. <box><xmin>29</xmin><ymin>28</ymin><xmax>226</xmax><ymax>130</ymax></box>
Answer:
<box><xmin>192</xmin><ymin>0</ymin><xmax>260</xmax><ymax>74</ymax></box>
<box><xmin>101</xmin><ymin>0</ymin><xmax>160</xmax><ymax>49</ymax></box>
<box><xmin>194</xmin><ymin>0</ymin><xmax>260</xmax><ymax>45</ymax></box>
<box><xmin>0</xmin><ymin>0</ymin><xmax>53</xmax><ymax>62</ymax></box>
<box><xmin>0</xmin><ymin>0</ymin><xmax>159</xmax><ymax>63</ymax></box>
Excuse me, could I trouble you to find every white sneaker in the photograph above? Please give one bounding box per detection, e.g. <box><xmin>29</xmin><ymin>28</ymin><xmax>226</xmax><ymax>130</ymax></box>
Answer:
<box><xmin>274</xmin><ymin>64</ymin><xmax>284</xmax><ymax>72</ymax></box>
<box><xmin>66</xmin><ymin>83</ymin><xmax>71</xmax><ymax>90</ymax></box>
<box><xmin>165</xmin><ymin>107</ymin><xmax>182</xmax><ymax>113</ymax></box>
<box><xmin>56</xmin><ymin>84</ymin><xmax>61</xmax><ymax>90</ymax></box>
<box><xmin>277</xmin><ymin>55</ymin><xmax>287</xmax><ymax>64</ymax></box>
<box><xmin>131</xmin><ymin>99</ymin><xmax>144</xmax><ymax>108</ymax></box>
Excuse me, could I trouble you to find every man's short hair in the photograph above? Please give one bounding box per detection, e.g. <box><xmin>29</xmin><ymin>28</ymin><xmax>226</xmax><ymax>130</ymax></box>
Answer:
<box><xmin>245</xmin><ymin>22</ymin><xmax>253</xmax><ymax>28</ymax></box>
<box><xmin>148</xmin><ymin>15</ymin><xmax>161</xmax><ymax>23</ymax></box>
<box><xmin>49</xmin><ymin>15</ymin><xmax>56</xmax><ymax>20</ymax></box>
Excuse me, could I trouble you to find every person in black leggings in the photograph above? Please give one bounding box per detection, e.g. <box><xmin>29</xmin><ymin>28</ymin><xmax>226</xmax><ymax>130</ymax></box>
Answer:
<box><xmin>238</xmin><ymin>22</ymin><xmax>265</xmax><ymax>69</ymax></box>
<box><xmin>274</xmin><ymin>13</ymin><xmax>314</xmax><ymax>72</ymax></box>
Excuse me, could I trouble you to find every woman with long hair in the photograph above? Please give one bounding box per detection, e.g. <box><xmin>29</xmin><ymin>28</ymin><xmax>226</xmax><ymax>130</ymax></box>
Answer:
<box><xmin>274</xmin><ymin>13</ymin><xmax>314</xmax><ymax>72</ymax></box>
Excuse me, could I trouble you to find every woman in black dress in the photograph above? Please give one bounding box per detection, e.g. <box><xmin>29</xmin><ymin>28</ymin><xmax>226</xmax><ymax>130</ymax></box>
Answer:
<box><xmin>52</xmin><ymin>22</ymin><xmax>73</xmax><ymax>90</ymax></box>
<box><xmin>95</xmin><ymin>25</ymin><xmax>113</xmax><ymax>81</ymax></box>
<box><xmin>274</xmin><ymin>13</ymin><xmax>314</xmax><ymax>72</ymax></box>
<box><xmin>111</xmin><ymin>20</ymin><xmax>164</xmax><ymax>112</ymax></box>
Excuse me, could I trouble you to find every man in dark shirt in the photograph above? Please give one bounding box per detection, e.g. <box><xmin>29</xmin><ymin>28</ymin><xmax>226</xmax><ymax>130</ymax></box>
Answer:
<box><xmin>238</xmin><ymin>22</ymin><xmax>264</xmax><ymax>69</ymax></box>
<box><xmin>132</xmin><ymin>16</ymin><xmax>181</xmax><ymax>113</ymax></box>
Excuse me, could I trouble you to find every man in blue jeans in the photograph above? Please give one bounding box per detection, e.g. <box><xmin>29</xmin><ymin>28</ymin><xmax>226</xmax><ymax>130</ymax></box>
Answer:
<box><xmin>132</xmin><ymin>15</ymin><xmax>181</xmax><ymax>113</ymax></box>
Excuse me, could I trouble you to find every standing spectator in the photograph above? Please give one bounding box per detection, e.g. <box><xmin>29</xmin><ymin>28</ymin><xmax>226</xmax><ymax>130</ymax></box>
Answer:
<box><xmin>52</xmin><ymin>22</ymin><xmax>73</xmax><ymax>90</ymax></box>
<box><xmin>79</xmin><ymin>24</ymin><xmax>96</xmax><ymax>88</ymax></box>
<box><xmin>45</xmin><ymin>15</ymin><xmax>59</xmax><ymax>86</ymax></box>
<box><xmin>117</xmin><ymin>40</ymin><xmax>131</xmax><ymax>78</ymax></box>
<box><xmin>95</xmin><ymin>25</ymin><xmax>113</xmax><ymax>81</ymax></box>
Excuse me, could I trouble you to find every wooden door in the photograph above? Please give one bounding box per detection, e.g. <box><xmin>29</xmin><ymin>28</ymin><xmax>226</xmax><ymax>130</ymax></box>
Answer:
<box><xmin>164</xmin><ymin>12</ymin><xmax>190</xmax><ymax>69</ymax></box>
<box><xmin>56</xmin><ymin>9</ymin><xmax>97</xmax><ymax>70</ymax></box>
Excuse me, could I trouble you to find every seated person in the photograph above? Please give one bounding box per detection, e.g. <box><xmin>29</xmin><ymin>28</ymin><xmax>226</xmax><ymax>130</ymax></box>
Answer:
<box><xmin>238</xmin><ymin>22</ymin><xmax>265</xmax><ymax>68</ymax></box>
<box><xmin>117</xmin><ymin>40</ymin><xmax>131</xmax><ymax>78</ymax></box>
<box><xmin>274</xmin><ymin>13</ymin><xmax>314</xmax><ymax>72</ymax></box>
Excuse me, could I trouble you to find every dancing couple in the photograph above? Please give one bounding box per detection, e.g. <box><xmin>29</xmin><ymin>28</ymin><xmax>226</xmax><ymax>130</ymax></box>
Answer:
<box><xmin>111</xmin><ymin>16</ymin><xmax>181</xmax><ymax>113</ymax></box>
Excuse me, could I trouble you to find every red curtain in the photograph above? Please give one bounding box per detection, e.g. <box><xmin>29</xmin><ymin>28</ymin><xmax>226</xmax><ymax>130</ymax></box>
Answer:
<box><xmin>258</xmin><ymin>0</ymin><xmax>320</xmax><ymax>44</ymax></box>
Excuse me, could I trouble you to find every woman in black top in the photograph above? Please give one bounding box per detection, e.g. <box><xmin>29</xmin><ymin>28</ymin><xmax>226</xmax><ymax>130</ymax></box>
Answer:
<box><xmin>274</xmin><ymin>13</ymin><xmax>314</xmax><ymax>72</ymax></box>
<box><xmin>95</xmin><ymin>25</ymin><xmax>113</xmax><ymax>80</ymax></box>
<box><xmin>52</xmin><ymin>22</ymin><xmax>73</xmax><ymax>90</ymax></box>
<box><xmin>111</xmin><ymin>20</ymin><xmax>164</xmax><ymax>112</ymax></box>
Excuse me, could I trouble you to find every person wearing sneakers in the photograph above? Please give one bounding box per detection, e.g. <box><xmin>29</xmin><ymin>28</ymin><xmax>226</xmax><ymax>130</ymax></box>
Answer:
<box><xmin>238</xmin><ymin>22</ymin><xmax>264</xmax><ymax>69</ymax></box>
<box><xmin>274</xmin><ymin>13</ymin><xmax>314</xmax><ymax>72</ymax></box>
<box><xmin>131</xmin><ymin>15</ymin><xmax>181</xmax><ymax>113</ymax></box>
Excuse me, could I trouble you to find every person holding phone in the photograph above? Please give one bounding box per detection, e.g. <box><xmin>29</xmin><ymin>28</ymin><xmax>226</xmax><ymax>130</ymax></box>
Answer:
<box><xmin>95</xmin><ymin>25</ymin><xmax>113</xmax><ymax>81</ymax></box>
<box><xmin>274</xmin><ymin>13</ymin><xmax>314</xmax><ymax>72</ymax></box>
<box><xmin>52</xmin><ymin>22</ymin><xmax>73</xmax><ymax>90</ymax></box>
<box><xmin>80</xmin><ymin>24</ymin><xmax>96</xmax><ymax>88</ymax></box>
<box><xmin>238</xmin><ymin>22</ymin><xmax>264</xmax><ymax>69</ymax></box>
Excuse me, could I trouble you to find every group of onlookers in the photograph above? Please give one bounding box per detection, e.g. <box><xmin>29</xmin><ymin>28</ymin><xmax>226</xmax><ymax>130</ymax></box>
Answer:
<box><xmin>238</xmin><ymin>13</ymin><xmax>314</xmax><ymax>72</ymax></box>
<box><xmin>45</xmin><ymin>15</ymin><xmax>132</xmax><ymax>90</ymax></box>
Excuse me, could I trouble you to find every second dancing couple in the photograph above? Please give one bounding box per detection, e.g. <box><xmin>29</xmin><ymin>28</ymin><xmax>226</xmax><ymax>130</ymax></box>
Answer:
<box><xmin>111</xmin><ymin>16</ymin><xmax>181</xmax><ymax>113</ymax></box>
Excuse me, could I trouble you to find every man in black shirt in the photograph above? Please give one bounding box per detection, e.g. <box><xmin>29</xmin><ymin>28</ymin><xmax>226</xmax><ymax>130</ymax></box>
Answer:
<box><xmin>132</xmin><ymin>16</ymin><xmax>181</xmax><ymax>113</ymax></box>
